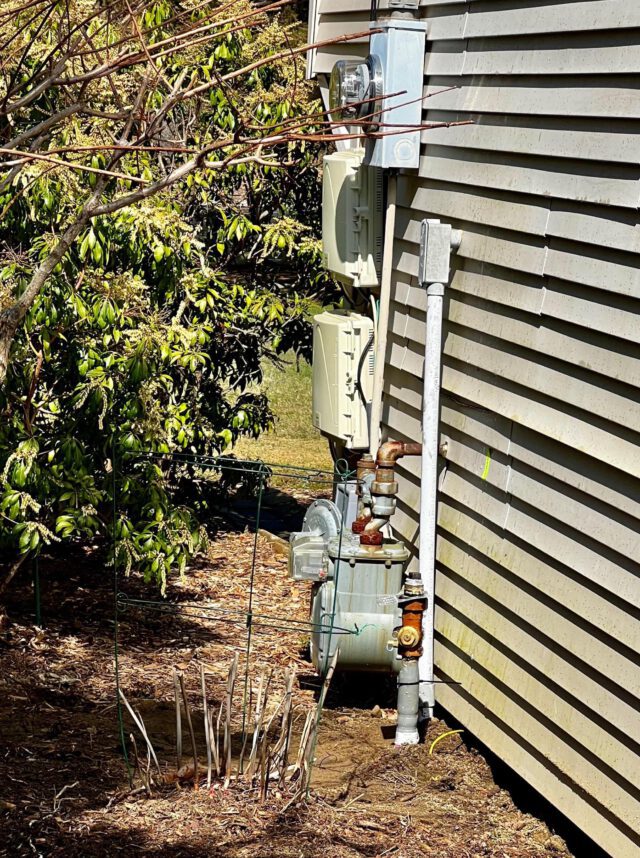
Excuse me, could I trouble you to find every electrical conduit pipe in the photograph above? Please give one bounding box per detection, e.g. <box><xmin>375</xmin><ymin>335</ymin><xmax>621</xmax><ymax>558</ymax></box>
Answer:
<box><xmin>368</xmin><ymin>173</ymin><xmax>397</xmax><ymax>456</ymax></box>
<box><xmin>418</xmin><ymin>281</ymin><xmax>445</xmax><ymax>721</ymax></box>
<box><xmin>415</xmin><ymin>220</ymin><xmax>461</xmax><ymax>721</ymax></box>
<box><xmin>394</xmin><ymin>279</ymin><xmax>447</xmax><ymax>742</ymax></box>
<box><xmin>395</xmin><ymin>220</ymin><xmax>460</xmax><ymax>738</ymax></box>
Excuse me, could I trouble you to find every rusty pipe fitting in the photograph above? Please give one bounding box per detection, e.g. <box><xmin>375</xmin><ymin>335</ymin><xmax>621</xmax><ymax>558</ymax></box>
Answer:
<box><xmin>372</xmin><ymin>440</ymin><xmax>422</xmax><ymax>495</ymax></box>
<box><xmin>375</xmin><ymin>440</ymin><xmax>422</xmax><ymax>468</ymax></box>
<box><xmin>353</xmin><ymin>453</ymin><xmax>376</xmax><ymax>533</ymax></box>
<box><xmin>398</xmin><ymin>597</ymin><xmax>426</xmax><ymax>659</ymax></box>
<box><xmin>397</xmin><ymin>625</ymin><xmax>420</xmax><ymax>648</ymax></box>
<box><xmin>351</xmin><ymin>513</ymin><xmax>371</xmax><ymax>534</ymax></box>
<box><xmin>359</xmin><ymin>440</ymin><xmax>422</xmax><ymax>546</ymax></box>
<box><xmin>360</xmin><ymin>530</ymin><xmax>384</xmax><ymax>546</ymax></box>
<box><xmin>356</xmin><ymin>453</ymin><xmax>376</xmax><ymax>479</ymax></box>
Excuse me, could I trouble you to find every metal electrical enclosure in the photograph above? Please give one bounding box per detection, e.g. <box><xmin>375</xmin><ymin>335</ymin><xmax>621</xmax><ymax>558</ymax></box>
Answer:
<box><xmin>366</xmin><ymin>19</ymin><xmax>427</xmax><ymax>170</ymax></box>
<box><xmin>312</xmin><ymin>309</ymin><xmax>374</xmax><ymax>449</ymax></box>
<box><xmin>322</xmin><ymin>149</ymin><xmax>382</xmax><ymax>288</ymax></box>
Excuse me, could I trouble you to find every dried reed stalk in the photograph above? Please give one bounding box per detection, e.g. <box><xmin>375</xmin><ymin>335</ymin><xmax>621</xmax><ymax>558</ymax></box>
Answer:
<box><xmin>118</xmin><ymin>688</ymin><xmax>161</xmax><ymax>776</ymax></box>
<box><xmin>223</xmin><ymin>653</ymin><xmax>239</xmax><ymax>787</ymax></box>
<box><xmin>208</xmin><ymin>706</ymin><xmax>220</xmax><ymax>779</ymax></box>
<box><xmin>200</xmin><ymin>663</ymin><xmax>212</xmax><ymax>789</ymax></box>
<box><xmin>179</xmin><ymin>671</ymin><xmax>199</xmax><ymax>789</ymax></box>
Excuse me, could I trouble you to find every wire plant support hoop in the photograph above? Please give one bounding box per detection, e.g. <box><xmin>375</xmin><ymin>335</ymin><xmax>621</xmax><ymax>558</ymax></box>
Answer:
<box><xmin>110</xmin><ymin>440</ymin><xmax>355</xmax><ymax>793</ymax></box>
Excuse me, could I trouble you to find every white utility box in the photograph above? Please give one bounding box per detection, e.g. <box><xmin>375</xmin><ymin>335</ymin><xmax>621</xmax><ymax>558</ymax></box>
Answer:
<box><xmin>312</xmin><ymin>310</ymin><xmax>374</xmax><ymax>450</ymax></box>
<box><xmin>322</xmin><ymin>149</ymin><xmax>382</xmax><ymax>289</ymax></box>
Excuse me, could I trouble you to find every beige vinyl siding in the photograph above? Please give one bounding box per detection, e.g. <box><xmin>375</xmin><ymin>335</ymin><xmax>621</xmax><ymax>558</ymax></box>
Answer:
<box><xmin>310</xmin><ymin>2</ymin><xmax>640</xmax><ymax>856</ymax></box>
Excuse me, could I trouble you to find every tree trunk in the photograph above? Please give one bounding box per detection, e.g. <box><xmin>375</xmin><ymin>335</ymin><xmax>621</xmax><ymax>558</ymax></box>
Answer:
<box><xmin>0</xmin><ymin>189</ymin><xmax>102</xmax><ymax>388</ymax></box>
<box><xmin>0</xmin><ymin>554</ymin><xmax>28</xmax><ymax>599</ymax></box>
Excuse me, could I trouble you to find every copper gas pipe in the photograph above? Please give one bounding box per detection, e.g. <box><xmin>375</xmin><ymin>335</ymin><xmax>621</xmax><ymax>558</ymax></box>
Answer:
<box><xmin>356</xmin><ymin>441</ymin><xmax>421</xmax><ymax>545</ymax></box>
<box><xmin>375</xmin><ymin>440</ymin><xmax>422</xmax><ymax>466</ymax></box>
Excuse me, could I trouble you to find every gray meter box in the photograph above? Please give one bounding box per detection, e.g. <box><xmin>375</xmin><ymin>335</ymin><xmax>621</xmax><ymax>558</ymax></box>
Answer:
<box><xmin>366</xmin><ymin>20</ymin><xmax>428</xmax><ymax>170</ymax></box>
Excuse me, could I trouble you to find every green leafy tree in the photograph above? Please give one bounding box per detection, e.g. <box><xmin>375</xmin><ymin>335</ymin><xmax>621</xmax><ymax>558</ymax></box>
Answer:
<box><xmin>0</xmin><ymin>0</ymin><xmax>339</xmax><ymax>594</ymax></box>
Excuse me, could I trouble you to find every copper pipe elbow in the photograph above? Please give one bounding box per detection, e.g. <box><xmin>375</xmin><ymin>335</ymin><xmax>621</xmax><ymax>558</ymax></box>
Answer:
<box><xmin>375</xmin><ymin>440</ymin><xmax>421</xmax><ymax>468</ymax></box>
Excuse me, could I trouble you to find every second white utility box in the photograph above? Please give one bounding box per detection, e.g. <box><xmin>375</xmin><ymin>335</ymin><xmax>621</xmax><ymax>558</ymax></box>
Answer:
<box><xmin>312</xmin><ymin>310</ymin><xmax>374</xmax><ymax>450</ymax></box>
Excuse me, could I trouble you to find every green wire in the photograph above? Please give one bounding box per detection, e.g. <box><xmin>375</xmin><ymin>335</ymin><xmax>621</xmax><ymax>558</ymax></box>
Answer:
<box><xmin>112</xmin><ymin>435</ymin><xmax>132</xmax><ymax>785</ymax></box>
<box><xmin>115</xmin><ymin>594</ymin><xmax>361</xmax><ymax>635</ymax></box>
<box><xmin>240</xmin><ymin>465</ymin><xmax>266</xmax><ymax>750</ymax></box>
<box><xmin>121</xmin><ymin>450</ymin><xmax>356</xmax><ymax>486</ymax></box>
<box><xmin>111</xmin><ymin>449</ymin><xmax>358</xmax><ymax>792</ymax></box>
<box><xmin>306</xmin><ymin>463</ymin><xmax>351</xmax><ymax>797</ymax></box>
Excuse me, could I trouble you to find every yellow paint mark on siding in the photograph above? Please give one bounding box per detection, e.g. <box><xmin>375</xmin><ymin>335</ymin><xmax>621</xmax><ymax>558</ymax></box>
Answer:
<box><xmin>481</xmin><ymin>447</ymin><xmax>492</xmax><ymax>481</ymax></box>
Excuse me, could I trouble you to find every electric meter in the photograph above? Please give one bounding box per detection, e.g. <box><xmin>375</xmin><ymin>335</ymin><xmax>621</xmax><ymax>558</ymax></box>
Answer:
<box><xmin>328</xmin><ymin>56</ymin><xmax>383</xmax><ymax>129</ymax></box>
<box><xmin>327</xmin><ymin>20</ymin><xmax>428</xmax><ymax>169</ymax></box>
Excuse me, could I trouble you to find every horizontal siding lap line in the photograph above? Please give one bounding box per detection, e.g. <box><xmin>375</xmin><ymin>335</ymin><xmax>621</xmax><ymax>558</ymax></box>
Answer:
<box><xmin>442</xmin><ymin>348</ymin><xmax>640</xmax><ymax>477</ymax></box>
<box><xmin>418</xmin><ymin>146</ymin><xmax>640</xmax><ymax>209</ymax></box>
<box><xmin>433</xmin><ymin>559</ymin><xmax>640</xmax><ymax>757</ymax></box>
<box><xmin>420</xmin><ymin>115</ymin><xmax>640</xmax><ymax>166</ymax></box>
<box><xmin>437</xmin><ymin>405</ymin><xmax>640</xmax><ymax>524</ymax></box>
<box><xmin>396</xmin><ymin>295</ymin><xmax>640</xmax><ymax>390</ymax></box>
<box><xmin>437</xmin><ymin>426</ymin><xmax>640</xmax><ymax>554</ymax></box>
<box><xmin>436</xmin><ymin>496</ymin><xmax>640</xmax><ymax>646</ymax></box>
<box><xmin>386</xmin><ymin>401</ymin><xmax>640</xmax><ymax>557</ymax></box>
<box><xmin>461</xmin><ymin>41</ymin><xmax>640</xmax><ymax>78</ymax></box>
<box><xmin>393</xmin><ymin>273</ymin><xmax>640</xmax><ymax>348</ymax></box>
<box><xmin>386</xmin><ymin>448</ymin><xmax>640</xmax><ymax>641</ymax></box>
<box><xmin>433</xmin><ymin>609</ymin><xmax>640</xmax><ymax>830</ymax></box>
<box><xmin>438</xmin><ymin>461</ymin><xmax>640</xmax><ymax>598</ymax></box>
<box><xmin>421</xmin><ymin>0</ymin><xmax>640</xmax><ymax>39</ymax></box>
<box><xmin>434</xmin><ymin>672</ymin><xmax>640</xmax><ymax>858</ymax></box>
<box><xmin>397</xmin><ymin>179</ymin><xmax>640</xmax><ymax>251</ymax></box>
<box><xmin>423</xmin><ymin>35</ymin><xmax>640</xmax><ymax>78</ymax></box>
<box><xmin>385</xmin><ymin>354</ymin><xmax>640</xmax><ymax>480</ymax></box>
<box><xmin>393</xmin><ymin>230</ymin><xmax>640</xmax><ymax>299</ymax></box>
<box><xmin>423</xmin><ymin>76</ymin><xmax>640</xmax><ymax>119</ymax></box>
<box><xmin>382</xmin><ymin>400</ymin><xmax>640</xmax><ymax>595</ymax></box>
<box><xmin>393</xmin><ymin>261</ymin><xmax>640</xmax><ymax>346</ymax></box>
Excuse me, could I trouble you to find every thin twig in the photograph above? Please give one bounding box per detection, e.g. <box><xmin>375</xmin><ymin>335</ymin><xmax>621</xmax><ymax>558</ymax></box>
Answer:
<box><xmin>0</xmin><ymin>554</ymin><xmax>29</xmax><ymax>598</ymax></box>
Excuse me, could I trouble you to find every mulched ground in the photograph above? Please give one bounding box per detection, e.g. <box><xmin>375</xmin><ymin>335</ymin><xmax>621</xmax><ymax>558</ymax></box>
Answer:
<box><xmin>0</xmin><ymin>490</ymin><xmax>592</xmax><ymax>857</ymax></box>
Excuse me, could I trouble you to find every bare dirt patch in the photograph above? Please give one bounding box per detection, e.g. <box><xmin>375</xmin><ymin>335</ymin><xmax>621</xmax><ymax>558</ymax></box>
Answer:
<box><xmin>0</xmin><ymin>503</ymin><xmax>584</xmax><ymax>857</ymax></box>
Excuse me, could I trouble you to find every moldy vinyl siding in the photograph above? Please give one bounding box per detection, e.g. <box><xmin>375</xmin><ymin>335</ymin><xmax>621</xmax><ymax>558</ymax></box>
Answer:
<box><xmin>309</xmin><ymin>2</ymin><xmax>640</xmax><ymax>856</ymax></box>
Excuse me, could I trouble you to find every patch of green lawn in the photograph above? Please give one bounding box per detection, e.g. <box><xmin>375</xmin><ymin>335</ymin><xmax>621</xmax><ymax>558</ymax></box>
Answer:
<box><xmin>233</xmin><ymin>354</ymin><xmax>333</xmax><ymax>476</ymax></box>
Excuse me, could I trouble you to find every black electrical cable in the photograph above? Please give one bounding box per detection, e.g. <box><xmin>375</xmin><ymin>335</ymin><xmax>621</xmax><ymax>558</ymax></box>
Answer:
<box><xmin>356</xmin><ymin>330</ymin><xmax>375</xmax><ymax>412</ymax></box>
<box><xmin>328</xmin><ymin>438</ymin><xmax>341</xmax><ymax>464</ymax></box>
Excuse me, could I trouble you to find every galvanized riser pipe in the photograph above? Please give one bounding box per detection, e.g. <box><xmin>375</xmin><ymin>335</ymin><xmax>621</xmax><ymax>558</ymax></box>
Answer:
<box><xmin>395</xmin><ymin>658</ymin><xmax>420</xmax><ymax>744</ymax></box>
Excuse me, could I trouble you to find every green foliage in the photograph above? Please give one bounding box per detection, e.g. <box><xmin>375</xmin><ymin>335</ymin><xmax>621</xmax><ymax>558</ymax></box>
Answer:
<box><xmin>0</xmin><ymin>1</ymin><xmax>335</xmax><ymax>589</ymax></box>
